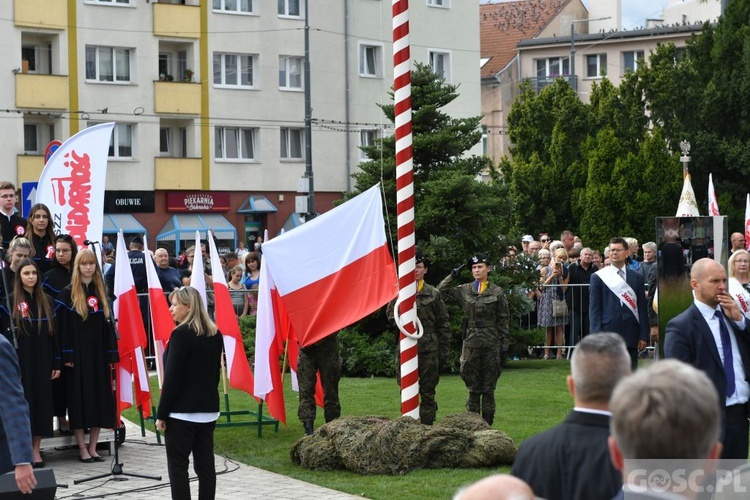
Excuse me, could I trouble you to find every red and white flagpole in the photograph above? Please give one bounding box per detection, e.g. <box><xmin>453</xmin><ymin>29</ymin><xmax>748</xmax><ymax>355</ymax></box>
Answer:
<box><xmin>392</xmin><ymin>0</ymin><xmax>422</xmax><ymax>419</ymax></box>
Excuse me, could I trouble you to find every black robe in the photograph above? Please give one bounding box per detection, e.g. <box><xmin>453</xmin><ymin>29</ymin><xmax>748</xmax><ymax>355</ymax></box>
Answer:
<box><xmin>43</xmin><ymin>266</ymin><xmax>73</xmax><ymax>416</ymax></box>
<box><xmin>0</xmin><ymin>292</ymin><xmax>60</xmax><ymax>437</ymax></box>
<box><xmin>30</xmin><ymin>233</ymin><xmax>54</xmax><ymax>275</ymax></box>
<box><xmin>57</xmin><ymin>283</ymin><xmax>119</xmax><ymax>430</ymax></box>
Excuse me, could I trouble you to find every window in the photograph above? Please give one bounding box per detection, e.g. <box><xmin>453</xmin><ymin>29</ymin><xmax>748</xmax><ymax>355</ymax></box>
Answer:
<box><xmin>88</xmin><ymin>0</ymin><xmax>132</xmax><ymax>4</ymax></box>
<box><xmin>481</xmin><ymin>125</ymin><xmax>488</xmax><ymax>157</ymax></box>
<box><xmin>586</xmin><ymin>54</ymin><xmax>607</xmax><ymax>78</ymax></box>
<box><xmin>429</xmin><ymin>50</ymin><xmax>451</xmax><ymax>82</ymax></box>
<box><xmin>359</xmin><ymin>42</ymin><xmax>383</xmax><ymax>78</ymax></box>
<box><xmin>358</xmin><ymin>129</ymin><xmax>378</xmax><ymax>161</ymax></box>
<box><xmin>215</xmin><ymin>127</ymin><xmax>258</xmax><ymax>161</ymax></box>
<box><xmin>280</xmin><ymin>128</ymin><xmax>303</xmax><ymax>160</ymax></box>
<box><xmin>213</xmin><ymin>53</ymin><xmax>257</xmax><ymax>88</ymax></box>
<box><xmin>90</xmin><ymin>123</ymin><xmax>133</xmax><ymax>158</ymax></box>
<box><xmin>213</xmin><ymin>0</ymin><xmax>254</xmax><ymax>14</ymax></box>
<box><xmin>85</xmin><ymin>46</ymin><xmax>132</xmax><ymax>83</ymax></box>
<box><xmin>24</xmin><ymin>124</ymin><xmax>39</xmax><ymax>153</ymax></box>
<box><xmin>427</xmin><ymin>0</ymin><xmax>449</xmax><ymax>7</ymax></box>
<box><xmin>623</xmin><ymin>50</ymin><xmax>645</xmax><ymax>73</ymax></box>
<box><xmin>21</xmin><ymin>45</ymin><xmax>38</xmax><ymax>73</ymax></box>
<box><xmin>278</xmin><ymin>0</ymin><xmax>301</xmax><ymax>17</ymax></box>
<box><xmin>279</xmin><ymin>56</ymin><xmax>303</xmax><ymax>90</ymax></box>
<box><xmin>535</xmin><ymin>57</ymin><xmax>569</xmax><ymax>78</ymax></box>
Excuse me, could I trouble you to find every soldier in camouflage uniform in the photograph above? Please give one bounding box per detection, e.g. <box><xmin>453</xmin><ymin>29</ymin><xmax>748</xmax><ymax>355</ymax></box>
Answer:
<box><xmin>387</xmin><ymin>252</ymin><xmax>451</xmax><ymax>425</ymax></box>
<box><xmin>438</xmin><ymin>254</ymin><xmax>510</xmax><ymax>425</ymax></box>
<box><xmin>297</xmin><ymin>334</ymin><xmax>342</xmax><ymax>435</ymax></box>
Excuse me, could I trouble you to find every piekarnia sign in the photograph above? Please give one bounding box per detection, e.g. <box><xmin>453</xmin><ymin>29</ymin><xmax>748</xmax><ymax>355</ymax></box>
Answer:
<box><xmin>104</xmin><ymin>191</ymin><xmax>155</xmax><ymax>213</ymax></box>
<box><xmin>167</xmin><ymin>192</ymin><xmax>230</xmax><ymax>213</ymax></box>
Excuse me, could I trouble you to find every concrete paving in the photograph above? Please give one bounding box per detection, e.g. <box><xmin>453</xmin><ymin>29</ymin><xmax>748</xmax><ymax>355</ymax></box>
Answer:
<box><xmin>40</xmin><ymin>419</ymin><xmax>362</xmax><ymax>499</ymax></box>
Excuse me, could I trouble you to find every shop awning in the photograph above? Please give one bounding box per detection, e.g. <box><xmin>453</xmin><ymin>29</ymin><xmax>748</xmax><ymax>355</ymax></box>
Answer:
<box><xmin>156</xmin><ymin>214</ymin><xmax>237</xmax><ymax>245</ymax></box>
<box><xmin>237</xmin><ymin>195</ymin><xmax>278</xmax><ymax>214</ymax></box>
<box><xmin>279</xmin><ymin>213</ymin><xmax>304</xmax><ymax>235</ymax></box>
<box><xmin>102</xmin><ymin>214</ymin><xmax>147</xmax><ymax>236</ymax></box>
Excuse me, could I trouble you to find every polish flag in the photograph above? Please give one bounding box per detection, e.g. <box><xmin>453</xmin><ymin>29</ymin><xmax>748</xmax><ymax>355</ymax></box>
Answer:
<box><xmin>207</xmin><ymin>235</ymin><xmax>257</xmax><ymax>398</ymax></box>
<box><xmin>189</xmin><ymin>231</ymin><xmax>208</xmax><ymax>311</ymax></box>
<box><xmin>708</xmin><ymin>174</ymin><xmax>720</xmax><ymax>216</ymax></box>
<box><xmin>113</xmin><ymin>230</ymin><xmax>152</xmax><ymax>418</ymax></box>
<box><xmin>254</xmin><ymin>184</ymin><xmax>397</xmax><ymax>420</ymax></box>
<box><xmin>143</xmin><ymin>237</ymin><xmax>174</xmax><ymax>389</ymax></box>
<box><xmin>745</xmin><ymin>195</ymin><xmax>750</xmax><ymax>251</ymax></box>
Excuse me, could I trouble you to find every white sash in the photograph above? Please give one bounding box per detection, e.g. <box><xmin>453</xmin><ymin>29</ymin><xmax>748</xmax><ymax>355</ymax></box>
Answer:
<box><xmin>729</xmin><ymin>278</ymin><xmax>750</xmax><ymax>320</ymax></box>
<box><xmin>596</xmin><ymin>266</ymin><xmax>639</xmax><ymax>322</ymax></box>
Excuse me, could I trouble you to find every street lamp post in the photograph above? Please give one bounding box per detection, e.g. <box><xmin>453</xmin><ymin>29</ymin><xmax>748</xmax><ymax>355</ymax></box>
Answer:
<box><xmin>570</xmin><ymin>16</ymin><xmax>611</xmax><ymax>92</ymax></box>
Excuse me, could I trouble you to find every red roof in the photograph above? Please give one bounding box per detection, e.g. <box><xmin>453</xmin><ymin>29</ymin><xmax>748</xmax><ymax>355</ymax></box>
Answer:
<box><xmin>481</xmin><ymin>0</ymin><xmax>570</xmax><ymax>79</ymax></box>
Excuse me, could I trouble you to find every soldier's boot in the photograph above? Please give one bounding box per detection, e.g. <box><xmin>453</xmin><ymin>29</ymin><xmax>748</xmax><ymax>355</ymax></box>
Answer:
<box><xmin>302</xmin><ymin>420</ymin><xmax>314</xmax><ymax>436</ymax></box>
<box><xmin>421</xmin><ymin>418</ymin><xmax>434</xmax><ymax>426</ymax></box>
<box><xmin>482</xmin><ymin>412</ymin><xmax>494</xmax><ymax>426</ymax></box>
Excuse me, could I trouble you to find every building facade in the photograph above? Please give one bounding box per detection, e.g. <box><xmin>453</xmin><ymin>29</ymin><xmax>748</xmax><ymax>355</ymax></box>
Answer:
<box><xmin>1</xmin><ymin>0</ymin><xmax>480</xmax><ymax>252</ymax></box>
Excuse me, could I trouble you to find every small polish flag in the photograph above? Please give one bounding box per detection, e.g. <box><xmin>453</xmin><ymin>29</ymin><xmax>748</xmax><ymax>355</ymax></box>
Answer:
<box><xmin>745</xmin><ymin>195</ymin><xmax>750</xmax><ymax>251</ymax></box>
<box><xmin>708</xmin><ymin>173</ymin><xmax>720</xmax><ymax>216</ymax></box>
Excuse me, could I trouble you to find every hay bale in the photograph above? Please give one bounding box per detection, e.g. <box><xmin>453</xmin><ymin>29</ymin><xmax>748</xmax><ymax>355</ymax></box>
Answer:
<box><xmin>457</xmin><ymin>430</ymin><xmax>517</xmax><ymax>468</ymax></box>
<box><xmin>435</xmin><ymin>412</ymin><xmax>491</xmax><ymax>432</ymax></box>
<box><xmin>290</xmin><ymin>434</ymin><xmax>345</xmax><ymax>471</ymax></box>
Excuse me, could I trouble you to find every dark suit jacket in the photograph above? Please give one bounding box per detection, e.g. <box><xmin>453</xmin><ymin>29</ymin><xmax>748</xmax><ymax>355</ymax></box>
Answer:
<box><xmin>0</xmin><ymin>334</ymin><xmax>33</xmax><ymax>474</ymax></box>
<box><xmin>664</xmin><ymin>303</ymin><xmax>750</xmax><ymax>412</ymax></box>
<box><xmin>511</xmin><ymin>410</ymin><xmax>621</xmax><ymax>500</ymax></box>
<box><xmin>590</xmin><ymin>268</ymin><xmax>649</xmax><ymax>347</ymax></box>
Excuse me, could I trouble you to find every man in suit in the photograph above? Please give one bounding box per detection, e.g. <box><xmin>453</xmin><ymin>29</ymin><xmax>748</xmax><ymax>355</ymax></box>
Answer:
<box><xmin>609</xmin><ymin>360</ymin><xmax>722</xmax><ymax>499</ymax></box>
<box><xmin>0</xmin><ymin>334</ymin><xmax>36</xmax><ymax>494</ymax></box>
<box><xmin>511</xmin><ymin>332</ymin><xmax>630</xmax><ymax>500</ymax></box>
<box><xmin>590</xmin><ymin>237</ymin><xmax>649</xmax><ymax>370</ymax></box>
<box><xmin>664</xmin><ymin>257</ymin><xmax>750</xmax><ymax>460</ymax></box>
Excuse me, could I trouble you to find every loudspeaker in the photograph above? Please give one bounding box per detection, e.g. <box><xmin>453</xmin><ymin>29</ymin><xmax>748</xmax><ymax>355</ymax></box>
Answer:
<box><xmin>0</xmin><ymin>469</ymin><xmax>56</xmax><ymax>500</ymax></box>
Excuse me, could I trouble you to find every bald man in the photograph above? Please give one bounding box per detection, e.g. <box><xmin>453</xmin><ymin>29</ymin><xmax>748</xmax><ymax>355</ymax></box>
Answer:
<box><xmin>665</xmin><ymin>258</ymin><xmax>750</xmax><ymax>459</ymax></box>
<box><xmin>455</xmin><ymin>474</ymin><xmax>534</xmax><ymax>500</ymax></box>
<box><xmin>731</xmin><ymin>232</ymin><xmax>746</xmax><ymax>254</ymax></box>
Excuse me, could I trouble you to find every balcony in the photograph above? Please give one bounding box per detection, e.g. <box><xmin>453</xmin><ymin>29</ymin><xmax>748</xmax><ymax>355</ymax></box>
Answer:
<box><xmin>14</xmin><ymin>0</ymin><xmax>66</xmax><ymax>29</ymax></box>
<box><xmin>155</xmin><ymin>158</ymin><xmax>202</xmax><ymax>190</ymax></box>
<box><xmin>153</xmin><ymin>3</ymin><xmax>200</xmax><ymax>39</ymax></box>
<box><xmin>154</xmin><ymin>81</ymin><xmax>201</xmax><ymax>115</ymax></box>
<box><xmin>16</xmin><ymin>74</ymin><xmax>69</xmax><ymax>110</ymax></box>
<box><xmin>17</xmin><ymin>155</ymin><xmax>45</xmax><ymax>184</ymax></box>
<box><xmin>527</xmin><ymin>75</ymin><xmax>577</xmax><ymax>94</ymax></box>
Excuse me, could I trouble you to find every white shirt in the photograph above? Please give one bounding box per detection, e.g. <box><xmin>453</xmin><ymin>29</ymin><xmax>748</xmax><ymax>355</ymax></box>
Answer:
<box><xmin>694</xmin><ymin>299</ymin><xmax>750</xmax><ymax>406</ymax></box>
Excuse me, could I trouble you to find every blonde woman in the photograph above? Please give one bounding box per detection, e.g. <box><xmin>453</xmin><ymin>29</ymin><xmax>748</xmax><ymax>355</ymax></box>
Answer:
<box><xmin>538</xmin><ymin>247</ymin><xmax>569</xmax><ymax>359</ymax></box>
<box><xmin>57</xmin><ymin>249</ymin><xmax>119</xmax><ymax>463</ymax></box>
<box><xmin>728</xmin><ymin>249</ymin><xmax>750</xmax><ymax>320</ymax></box>
<box><xmin>156</xmin><ymin>286</ymin><xmax>223</xmax><ymax>500</ymax></box>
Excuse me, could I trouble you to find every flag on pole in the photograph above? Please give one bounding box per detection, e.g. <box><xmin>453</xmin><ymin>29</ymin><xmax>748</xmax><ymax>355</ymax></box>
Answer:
<box><xmin>190</xmin><ymin>231</ymin><xmax>208</xmax><ymax>311</ymax></box>
<box><xmin>207</xmin><ymin>235</ymin><xmax>257</xmax><ymax>398</ymax></box>
<box><xmin>36</xmin><ymin>123</ymin><xmax>114</xmax><ymax>246</ymax></box>
<box><xmin>745</xmin><ymin>195</ymin><xmax>750</xmax><ymax>251</ymax></box>
<box><xmin>708</xmin><ymin>174</ymin><xmax>720</xmax><ymax>216</ymax></box>
<box><xmin>143</xmin><ymin>236</ymin><xmax>174</xmax><ymax>389</ymax></box>
<box><xmin>254</xmin><ymin>185</ymin><xmax>397</xmax><ymax>421</ymax></box>
<box><xmin>113</xmin><ymin>230</ymin><xmax>152</xmax><ymax>418</ymax></box>
<box><xmin>676</xmin><ymin>174</ymin><xmax>701</xmax><ymax>217</ymax></box>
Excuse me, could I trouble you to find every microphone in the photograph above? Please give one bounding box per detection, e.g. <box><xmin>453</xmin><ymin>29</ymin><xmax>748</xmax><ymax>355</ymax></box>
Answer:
<box><xmin>84</xmin><ymin>240</ymin><xmax>99</xmax><ymax>246</ymax></box>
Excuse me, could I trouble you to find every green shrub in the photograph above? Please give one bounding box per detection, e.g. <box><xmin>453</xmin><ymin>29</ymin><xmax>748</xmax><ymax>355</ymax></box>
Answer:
<box><xmin>338</xmin><ymin>326</ymin><xmax>397</xmax><ymax>378</ymax></box>
<box><xmin>239</xmin><ymin>314</ymin><xmax>257</xmax><ymax>361</ymax></box>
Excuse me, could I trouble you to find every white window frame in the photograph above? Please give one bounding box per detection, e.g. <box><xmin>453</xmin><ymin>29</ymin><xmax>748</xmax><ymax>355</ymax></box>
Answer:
<box><xmin>85</xmin><ymin>46</ymin><xmax>133</xmax><ymax>83</ymax></box>
<box><xmin>89</xmin><ymin>122</ymin><xmax>135</xmax><ymax>159</ymax></box>
<box><xmin>278</xmin><ymin>0</ymin><xmax>302</xmax><ymax>18</ymax></box>
<box><xmin>86</xmin><ymin>0</ymin><xmax>134</xmax><ymax>5</ymax></box>
<box><xmin>622</xmin><ymin>50</ymin><xmax>645</xmax><ymax>74</ymax></box>
<box><xmin>212</xmin><ymin>0</ymin><xmax>255</xmax><ymax>15</ymax></box>
<box><xmin>358</xmin><ymin>41</ymin><xmax>383</xmax><ymax>78</ymax></box>
<box><xmin>535</xmin><ymin>57</ymin><xmax>569</xmax><ymax>78</ymax></box>
<box><xmin>427</xmin><ymin>0</ymin><xmax>449</xmax><ymax>8</ymax></box>
<box><xmin>358</xmin><ymin>129</ymin><xmax>379</xmax><ymax>161</ymax></box>
<box><xmin>213</xmin><ymin>52</ymin><xmax>258</xmax><ymax>89</ymax></box>
<box><xmin>428</xmin><ymin>49</ymin><xmax>452</xmax><ymax>82</ymax></box>
<box><xmin>278</xmin><ymin>56</ymin><xmax>303</xmax><ymax>91</ymax></box>
<box><xmin>24</xmin><ymin>124</ymin><xmax>40</xmax><ymax>154</ymax></box>
<box><xmin>585</xmin><ymin>53</ymin><xmax>607</xmax><ymax>79</ymax></box>
<box><xmin>215</xmin><ymin>126</ymin><xmax>259</xmax><ymax>162</ymax></box>
<box><xmin>280</xmin><ymin>128</ymin><xmax>304</xmax><ymax>161</ymax></box>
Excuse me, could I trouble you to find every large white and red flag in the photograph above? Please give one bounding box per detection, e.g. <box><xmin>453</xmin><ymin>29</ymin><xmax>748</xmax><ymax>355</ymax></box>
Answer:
<box><xmin>36</xmin><ymin>123</ymin><xmax>114</xmax><ymax>245</ymax></box>
<box><xmin>207</xmin><ymin>235</ymin><xmax>257</xmax><ymax>397</ymax></box>
<box><xmin>113</xmin><ymin>230</ymin><xmax>152</xmax><ymax>418</ymax></box>
<box><xmin>143</xmin><ymin>236</ymin><xmax>174</xmax><ymax>389</ymax></box>
<box><xmin>745</xmin><ymin>195</ymin><xmax>750</xmax><ymax>251</ymax></box>
<box><xmin>254</xmin><ymin>184</ymin><xmax>398</xmax><ymax>421</ymax></box>
<box><xmin>708</xmin><ymin>173</ymin><xmax>720</xmax><ymax>216</ymax></box>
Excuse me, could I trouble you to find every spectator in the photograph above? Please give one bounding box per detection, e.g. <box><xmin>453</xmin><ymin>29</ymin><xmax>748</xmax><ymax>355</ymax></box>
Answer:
<box><xmin>521</xmin><ymin>235</ymin><xmax>533</xmax><ymax>255</ymax></box>
<box><xmin>730</xmin><ymin>232</ymin><xmax>745</xmax><ymax>255</ymax></box>
<box><xmin>243</xmin><ymin>253</ymin><xmax>261</xmax><ymax>317</ymax></box>
<box><xmin>512</xmin><ymin>333</ymin><xmax>629</xmax><ymax>500</ymax></box>
<box><xmin>101</xmin><ymin>235</ymin><xmax>114</xmax><ymax>254</ymax></box>
<box><xmin>223</xmin><ymin>252</ymin><xmax>240</xmax><ymax>279</ymax></box>
<box><xmin>560</xmin><ymin>230</ymin><xmax>574</xmax><ymax>252</ymax></box>
<box><xmin>538</xmin><ymin>248</ymin><xmax>569</xmax><ymax>360</ymax></box>
<box><xmin>540</xmin><ymin>234</ymin><xmax>551</xmax><ymax>250</ymax></box>
<box><xmin>0</xmin><ymin>181</ymin><xmax>26</xmax><ymax>248</ymax></box>
<box><xmin>527</xmin><ymin>240</ymin><xmax>541</xmax><ymax>257</ymax></box>
<box><xmin>625</xmin><ymin>237</ymin><xmax>642</xmax><ymax>272</ymax></box>
<box><xmin>567</xmin><ymin>247</ymin><xmax>595</xmax><ymax>343</ymax></box>
<box><xmin>235</xmin><ymin>241</ymin><xmax>249</xmax><ymax>259</ymax></box>
<box><xmin>155</xmin><ymin>248</ymin><xmax>182</xmax><ymax>294</ymax></box>
<box><xmin>592</xmin><ymin>250</ymin><xmax>603</xmax><ymax>269</ymax></box>
<box><xmin>25</xmin><ymin>203</ymin><xmax>56</xmax><ymax>274</ymax></box>
<box><xmin>641</xmin><ymin>242</ymin><xmax>659</xmax><ymax>346</ymax></box>
<box><xmin>227</xmin><ymin>265</ymin><xmax>248</xmax><ymax>317</ymax></box>
<box><xmin>1</xmin><ymin>237</ymin><xmax>32</xmax><ymax>303</ymax></box>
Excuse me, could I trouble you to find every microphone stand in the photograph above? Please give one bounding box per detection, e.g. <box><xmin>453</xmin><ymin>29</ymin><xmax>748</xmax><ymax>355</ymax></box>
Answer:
<box><xmin>0</xmin><ymin>247</ymin><xmax>18</xmax><ymax>349</ymax></box>
<box><xmin>74</xmin><ymin>246</ymin><xmax>161</xmax><ymax>485</ymax></box>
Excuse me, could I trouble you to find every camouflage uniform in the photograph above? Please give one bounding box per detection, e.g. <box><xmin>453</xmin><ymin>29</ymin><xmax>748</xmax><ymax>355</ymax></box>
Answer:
<box><xmin>297</xmin><ymin>334</ymin><xmax>341</xmax><ymax>431</ymax></box>
<box><xmin>438</xmin><ymin>274</ymin><xmax>510</xmax><ymax>424</ymax></box>
<box><xmin>387</xmin><ymin>282</ymin><xmax>451</xmax><ymax>425</ymax></box>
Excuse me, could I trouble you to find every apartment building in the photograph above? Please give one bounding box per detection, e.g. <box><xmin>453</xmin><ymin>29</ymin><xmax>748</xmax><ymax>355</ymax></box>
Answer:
<box><xmin>1</xmin><ymin>0</ymin><xmax>479</xmax><ymax>252</ymax></box>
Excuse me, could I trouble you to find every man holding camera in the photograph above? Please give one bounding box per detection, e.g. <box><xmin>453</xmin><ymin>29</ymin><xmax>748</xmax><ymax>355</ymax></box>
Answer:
<box><xmin>438</xmin><ymin>254</ymin><xmax>509</xmax><ymax>425</ymax></box>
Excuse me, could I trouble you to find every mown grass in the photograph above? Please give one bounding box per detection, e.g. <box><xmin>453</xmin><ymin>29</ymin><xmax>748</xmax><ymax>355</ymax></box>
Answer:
<box><xmin>125</xmin><ymin>359</ymin><xmax>574</xmax><ymax>499</ymax></box>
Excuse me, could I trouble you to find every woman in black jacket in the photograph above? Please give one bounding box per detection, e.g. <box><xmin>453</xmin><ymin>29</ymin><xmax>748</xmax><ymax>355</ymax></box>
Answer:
<box><xmin>155</xmin><ymin>286</ymin><xmax>223</xmax><ymax>500</ymax></box>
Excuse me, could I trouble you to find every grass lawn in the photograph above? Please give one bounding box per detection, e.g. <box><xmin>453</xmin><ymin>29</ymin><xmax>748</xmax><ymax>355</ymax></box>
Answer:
<box><xmin>126</xmin><ymin>359</ymin><xmax>574</xmax><ymax>499</ymax></box>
